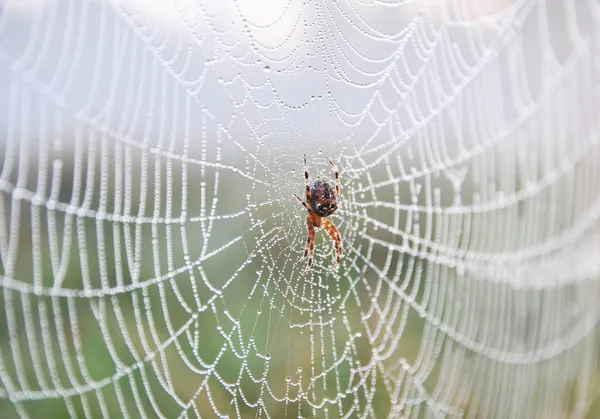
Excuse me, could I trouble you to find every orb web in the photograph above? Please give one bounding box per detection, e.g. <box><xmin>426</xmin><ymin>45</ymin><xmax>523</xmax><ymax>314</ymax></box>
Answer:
<box><xmin>1</xmin><ymin>0</ymin><xmax>600</xmax><ymax>418</ymax></box>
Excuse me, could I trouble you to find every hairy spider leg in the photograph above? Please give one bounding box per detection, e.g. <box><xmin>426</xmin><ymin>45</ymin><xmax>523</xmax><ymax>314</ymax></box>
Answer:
<box><xmin>322</xmin><ymin>218</ymin><xmax>342</xmax><ymax>272</ymax></box>
<box><xmin>294</xmin><ymin>154</ymin><xmax>316</xmax><ymax>269</ymax></box>
<box><xmin>300</xmin><ymin>218</ymin><xmax>316</xmax><ymax>275</ymax></box>
<box><xmin>304</xmin><ymin>153</ymin><xmax>312</xmax><ymax>207</ymax></box>
<box><xmin>326</xmin><ymin>157</ymin><xmax>340</xmax><ymax>198</ymax></box>
<box><xmin>294</xmin><ymin>194</ymin><xmax>314</xmax><ymax>266</ymax></box>
<box><xmin>293</xmin><ymin>193</ymin><xmax>311</xmax><ymax>213</ymax></box>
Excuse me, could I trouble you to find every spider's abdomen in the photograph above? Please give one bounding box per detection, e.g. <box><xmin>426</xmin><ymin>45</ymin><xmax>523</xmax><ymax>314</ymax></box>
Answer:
<box><xmin>310</xmin><ymin>179</ymin><xmax>338</xmax><ymax>217</ymax></box>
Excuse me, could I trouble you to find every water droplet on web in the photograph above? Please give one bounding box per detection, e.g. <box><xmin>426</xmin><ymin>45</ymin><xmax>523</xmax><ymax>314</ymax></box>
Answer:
<box><xmin>286</xmin><ymin>376</ymin><xmax>291</xmax><ymax>382</ymax></box>
<box><xmin>264</xmin><ymin>65</ymin><xmax>271</xmax><ymax>72</ymax></box>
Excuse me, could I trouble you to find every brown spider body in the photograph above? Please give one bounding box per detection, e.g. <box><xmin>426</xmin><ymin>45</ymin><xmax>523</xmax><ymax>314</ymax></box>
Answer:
<box><xmin>309</xmin><ymin>180</ymin><xmax>338</xmax><ymax>218</ymax></box>
<box><xmin>294</xmin><ymin>154</ymin><xmax>342</xmax><ymax>275</ymax></box>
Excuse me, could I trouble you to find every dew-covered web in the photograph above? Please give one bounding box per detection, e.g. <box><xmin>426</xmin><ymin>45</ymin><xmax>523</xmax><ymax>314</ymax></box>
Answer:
<box><xmin>1</xmin><ymin>0</ymin><xmax>600</xmax><ymax>418</ymax></box>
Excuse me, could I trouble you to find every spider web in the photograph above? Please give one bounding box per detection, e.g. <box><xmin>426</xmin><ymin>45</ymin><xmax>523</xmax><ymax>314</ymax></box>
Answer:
<box><xmin>1</xmin><ymin>0</ymin><xmax>600</xmax><ymax>417</ymax></box>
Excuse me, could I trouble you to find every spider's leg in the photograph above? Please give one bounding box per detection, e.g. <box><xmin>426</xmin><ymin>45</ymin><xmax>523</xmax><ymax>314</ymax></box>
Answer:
<box><xmin>322</xmin><ymin>218</ymin><xmax>342</xmax><ymax>272</ymax></box>
<box><xmin>296</xmin><ymin>232</ymin><xmax>311</xmax><ymax>264</ymax></box>
<box><xmin>296</xmin><ymin>215</ymin><xmax>314</xmax><ymax>263</ymax></box>
<box><xmin>293</xmin><ymin>193</ymin><xmax>311</xmax><ymax>213</ymax></box>
<box><xmin>302</xmin><ymin>230</ymin><xmax>316</xmax><ymax>275</ymax></box>
<box><xmin>298</xmin><ymin>217</ymin><xmax>316</xmax><ymax>275</ymax></box>
<box><xmin>326</xmin><ymin>157</ymin><xmax>340</xmax><ymax>198</ymax></box>
<box><xmin>304</xmin><ymin>153</ymin><xmax>312</xmax><ymax>210</ymax></box>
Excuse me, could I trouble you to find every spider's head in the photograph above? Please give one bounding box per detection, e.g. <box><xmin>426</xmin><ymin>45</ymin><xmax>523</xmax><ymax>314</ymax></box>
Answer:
<box><xmin>310</xmin><ymin>179</ymin><xmax>338</xmax><ymax>218</ymax></box>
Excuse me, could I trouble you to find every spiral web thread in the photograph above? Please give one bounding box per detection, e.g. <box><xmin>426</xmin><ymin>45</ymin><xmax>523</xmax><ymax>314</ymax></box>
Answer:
<box><xmin>1</xmin><ymin>0</ymin><xmax>600</xmax><ymax>417</ymax></box>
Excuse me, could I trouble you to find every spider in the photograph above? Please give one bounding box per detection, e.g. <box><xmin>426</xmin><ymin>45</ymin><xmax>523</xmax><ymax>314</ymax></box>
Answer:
<box><xmin>294</xmin><ymin>154</ymin><xmax>342</xmax><ymax>275</ymax></box>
